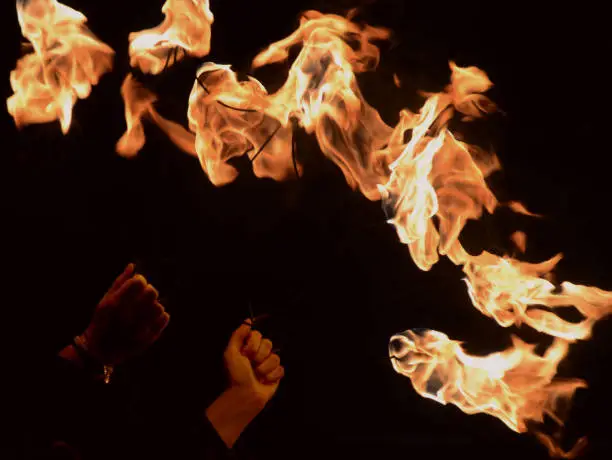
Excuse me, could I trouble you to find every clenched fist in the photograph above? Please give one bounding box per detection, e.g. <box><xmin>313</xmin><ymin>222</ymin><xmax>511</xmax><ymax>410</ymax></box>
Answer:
<box><xmin>78</xmin><ymin>263</ymin><xmax>170</xmax><ymax>366</ymax></box>
<box><xmin>225</xmin><ymin>320</ymin><xmax>285</xmax><ymax>405</ymax></box>
<box><xmin>205</xmin><ymin>320</ymin><xmax>285</xmax><ymax>448</ymax></box>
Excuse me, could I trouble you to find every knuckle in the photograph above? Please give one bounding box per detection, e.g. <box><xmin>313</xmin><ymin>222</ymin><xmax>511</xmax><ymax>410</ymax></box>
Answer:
<box><xmin>133</xmin><ymin>275</ymin><xmax>147</xmax><ymax>287</ymax></box>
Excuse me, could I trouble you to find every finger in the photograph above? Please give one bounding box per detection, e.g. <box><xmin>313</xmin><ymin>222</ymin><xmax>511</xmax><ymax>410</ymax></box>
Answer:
<box><xmin>113</xmin><ymin>274</ymin><xmax>148</xmax><ymax>306</ymax></box>
<box><xmin>254</xmin><ymin>338</ymin><xmax>273</xmax><ymax>364</ymax></box>
<box><xmin>243</xmin><ymin>330</ymin><xmax>262</xmax><ymax>359</ymax></box>
<box><xmin>134</xmin><ymin>284</ymin><xmax>160</xmax><ymax>314</ymax></box>
<box><xmin>144</xmin><ymin>311</ymin><xmax>170</xmax><ymax>343</ymax></box>
<box><xmin>108</xmin><ymin>263</ymin><xmax>135</xmax><ymax>294</ymax></box>
<box><xmin>228</xmin><ymin>319</ymin><xmax>253</xmax><ymax>350</ymax></box>
<box><xmin>264</xmin><ymin>365</ymin><xmax>285</xmax><ymax>383</ymax></box>
<box><xmin>150</xmin><ymin>310</ymin><xmax>170</xmax><ymax>336</ymax></box>
<box><xmin>135</xmin><ymin>311</ymin><xmax>169</xmax><ymax>353</ymax></box>
<box><xmin>135</xmin><ymin>296</ymin><xmax>165</xmax><ymax>327</ymax></box>
<box><xmin>255</xmin><ymin>353</ymin><xmax>281</xmax><ymax>376</ymax></box>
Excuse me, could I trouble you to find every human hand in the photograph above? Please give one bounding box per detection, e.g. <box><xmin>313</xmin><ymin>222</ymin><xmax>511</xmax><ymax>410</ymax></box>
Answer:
<box><xmin>78</xmin><ymin>263</ymin><xmax>170</xmax><ymax>366</ymax></box>
<box><xmin>224</xmin><ymin>320</ymin><xmax>285</xmax><ymax>406</ymax></box>
<box><xmin>205</xmin><ymin>320</ymin><xmax>285</xmax><ymax>448</ymax></box>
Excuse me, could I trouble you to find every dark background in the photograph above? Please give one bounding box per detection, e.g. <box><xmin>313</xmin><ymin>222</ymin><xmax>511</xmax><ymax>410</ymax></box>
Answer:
<box><xmin>2</xmin><ymin>0</ymin><xmax>612</xmax><ymax>459</ymax></box>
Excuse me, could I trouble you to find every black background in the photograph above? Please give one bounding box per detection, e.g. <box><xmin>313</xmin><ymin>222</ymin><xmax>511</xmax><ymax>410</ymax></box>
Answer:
<box><xmin>2</xmin><ymin>1</ymin><xmax>612</xmax><ymax>459</ymax></box>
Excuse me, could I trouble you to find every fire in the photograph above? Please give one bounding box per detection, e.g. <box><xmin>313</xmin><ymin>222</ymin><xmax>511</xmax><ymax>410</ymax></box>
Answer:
<box><xmin>122</xmin><ymin>9</ymin><xmax>394</xmax><ymax>193</ymax></box>
<box><xmin>389</xmin><ymin>329</ymin><xmax>585</xmax><ymax>433</ymax></box>
<box><xmin>116</xmin><ymin>74</ymin><xmax>196</xmax><ymax>157</ymax></box>
<box><xmin>250</xmin><ymin>10</ymin><xmax>394</xmax><ymax>200</ymax></box>
<box><xmin>128</xmin><ymin>0</ymin><xmax>214</xmax><ymax>75</ymax></box>
<box><xmin>463</xmin><ymin>252</ymin><xmax>612</xmax><ymax>341</ymax></box>
<box><xmin>56</xmin><ymin>7</ymin><xmax>610</xmax><ymax>454</ymax></box>
<box><xmin>511</xmin><ymin>231</ymin><xmax>528</xmax><ymax>253</ymax></box>
<box><xmin>389</xmin><ymin>329</ymin><xmax>587</xmax><ymax>457</ymax></box>
<box><xmin>186</xmin><ymin>63</ymin><xmax>296</xmax><ymax>185</ymax></box>
<box><xmin>7</xmin><ymin>0</ymin><xmax>114</xmax><ymax>134</ymax></box>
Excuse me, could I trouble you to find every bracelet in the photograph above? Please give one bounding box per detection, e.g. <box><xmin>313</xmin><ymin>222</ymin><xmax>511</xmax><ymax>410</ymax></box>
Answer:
<box><xmin>73</xmin><ymin>335</ymin><xmax>114</xmax><ymax>384</ymax></box>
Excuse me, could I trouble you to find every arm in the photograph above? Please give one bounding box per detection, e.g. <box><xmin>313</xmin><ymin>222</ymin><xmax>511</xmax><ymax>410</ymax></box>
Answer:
<box><xmin>206</xmin><ymin>321</ymin><xmax>285</xmax><ymax>449</ymax></box>
<box><xmin>57</xmin><ymin>263</ymin><xmax>170</xmax><ymax>379</ymax></box>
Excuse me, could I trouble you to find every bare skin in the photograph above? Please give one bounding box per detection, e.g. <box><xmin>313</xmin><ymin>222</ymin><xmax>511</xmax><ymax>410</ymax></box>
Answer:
<box><xmin>59</xmin><ymin>263</ymin><xmax>169</xmax><ymax>367</ymax></box>
<box><xmin>206</xmin><ymin>320</ymin><xmax>285</xmax><ymax>448</ymax></box>
<box><xmin>58</xmin><ymin>264</ymin><xmax>284</xmax><ymax>448</ymax></box>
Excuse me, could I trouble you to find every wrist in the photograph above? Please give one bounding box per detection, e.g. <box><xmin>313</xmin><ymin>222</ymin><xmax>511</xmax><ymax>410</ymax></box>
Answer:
<box><xmin>58</xmin><ymin>344</ymin><xmax>85</xmax><ymax>368</ymax></box>
<box><xmin>228</xmin><ymin>385</ymin><xmax>268</xmax><ymax>411</ymax></box>
<box><xmin>62</xmin><ymin>334</ymin><xmax>115</xmax><ymax>384</ymax></box>
<box><xmin>205</xmin><ymin>386</ymin><xmax>266</xmax><ymax>448</ymax></box>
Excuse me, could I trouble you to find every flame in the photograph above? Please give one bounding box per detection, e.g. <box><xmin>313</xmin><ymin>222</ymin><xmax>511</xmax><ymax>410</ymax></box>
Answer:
<box><xmin>124</xmin><ymin>10</ymin><xmax>394</xmax><ymax>193</ymax></box>
<box><xmin>158</xmin><ymin>10</ymin><xmax>395</xmax><ymax>196</ymax></box>
<box><xmin>389</xmin><ymin>329</ymin><xmax>586</xmax><ymax>456</ymax></box>
<box><xmin>121</xmin><ymin>7</ymin><xmax>612</xmax><ymax>341</ymax></box>
<box><xmin>511</xmin><ymin>231</ymin><xmax>528</xmax><ymax>253</ymax></box>
<box><xmin>507</xmin><ymin>201</ymin><xmax>543</xmax><ymax>218</ymax></box>
<box><xmin>117</xmin><ymin>74</ymin><xmax>196</xmax><ymax>157</ymax></box>
<box><xmin>111</xmin><ymin>10</ymin><xmax>611</xmax><ymax>453</ymax></box>
<box><xmin>186</xmin><ymin>63</ymin><xmax>296</xmax><ymax>185</ymax></box>
<box><xmin>463</xmin><ymin>252</ymin><xmax>612</xmax><ymax>341</ymax></box>
<box><xmin>377</xmin><ymin>63</ymin><xmax>499</xmax><ymax>271</ymax></box>
<box><xmin>128</xmin><ymin>0</ymin><xmax>213</xmax><ymax>75</ymax></box>
<box><xmin>393</xmin><ymin>73</ymin><xmax>401</xmax><ymax>88</ymax></box>
<box><xmin>7</xmin><ymin>0</ymin><xmax>114</xmax><ymax>134</ymax></box>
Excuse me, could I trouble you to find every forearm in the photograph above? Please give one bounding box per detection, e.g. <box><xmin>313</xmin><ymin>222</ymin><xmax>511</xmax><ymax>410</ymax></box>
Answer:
<box><xmin>58</xmin><ymin>344</ymin><xmax>85</xmax><ymax>368</ymax></box>
<box><xmin>205</xmin><ymin>387</ymin><xmax>266</xmax><ymax>449</ymax></box>
<box><xmin>58</xmin><ymin>342</ymin><xmax>113</xmax><ymax>384</ymax></box>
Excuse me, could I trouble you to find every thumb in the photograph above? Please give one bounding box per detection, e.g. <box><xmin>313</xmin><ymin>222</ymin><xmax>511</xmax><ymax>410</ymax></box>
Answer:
<box><xmin>227</xmin><ymin>320</ymin><xmax>253</xmax><ymax>351</ymax></box>
<box><xmin>108</xmin><ymin>263</ymin><xmax>136</xmax><ymax>294</ymax></box>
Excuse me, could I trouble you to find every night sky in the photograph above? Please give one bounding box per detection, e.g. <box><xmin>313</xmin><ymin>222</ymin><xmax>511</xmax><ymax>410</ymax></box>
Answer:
<box><xmin>2</xmin><ymin>1</ymin><xmax>611</xmax><ymax>459</ymax></box>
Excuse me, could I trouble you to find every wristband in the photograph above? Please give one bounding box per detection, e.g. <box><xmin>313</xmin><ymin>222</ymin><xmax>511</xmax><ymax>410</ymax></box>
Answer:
<box><xmin>73</xmin><ymin>335</ymin><xmax>114</xmax><ymax>384</ymax></box>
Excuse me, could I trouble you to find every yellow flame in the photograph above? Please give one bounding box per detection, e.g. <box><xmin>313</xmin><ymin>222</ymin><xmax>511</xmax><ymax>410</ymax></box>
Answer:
<box><xmin>128</xmin><ymin>0</ymin><xmax>213</xmax><ymax>75</ymax></box>
<box><xmin>7</xmin><ymin>0</ymin><xmax>114</xmax><ymax>134</ymax></box>
<box><xmin>389</xmin><ymin>329</ymin><xmax>586</xmax><ymax>457</ymax></box>
<box><xmin>463</xmin><ymin>252</ymin><xmax>612</xmax><ymax>341</ymax></box>
<box><xmin>117</xmin><ymin>74</ymin><xmax>196</xmax><ymax>157</ymax></box>
<box><xmin>114</xmin><ymin>11</ymin><xmax>612</xmax><ymax>453</ymax></box>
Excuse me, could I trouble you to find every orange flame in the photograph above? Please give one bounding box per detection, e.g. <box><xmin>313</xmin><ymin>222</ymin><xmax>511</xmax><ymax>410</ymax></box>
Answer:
<box><xmin>463</xmin><ymin>252</ymin><xmax>612</xmax><ymax>341</ymax></box>
<box><xmin>117</xmin><ymin>74</ymin><xmax>196</xmax><ymax>157</ymax></box>
<box><xmin>378</xmin><ymin>62</ymin><xmax>499</xmax><ymax>271</ymax></box>
<box><xmin>389</xmin><ymin>329</ymin><xmax>586</xmax><ymax>457</ymax></box>
<box><xmin>507</xmin><ymin>200</ymin><xmax>543</xmax><ymax>218</ymax></box>
<box><xmin>186</xmin><ymin>63</ymin><xmax>295</xmax><ymax>185</ymax></box>
<box><xmin>128</xmin><ymin>0</ymin><xmax>213</xmax><ymax>75</ymax></box>
<box><xmin>393</xmin><ymin>73</ymin><xmax>401</xmax><ymax>88</ymax></box>
<box><xmin>249</xmin><ymin>10</ymin><xmax>393</xmax><ymax>200</ymax></box>
<box><xmin>511</xmin><ymin>231</ymin><xmax>528</xmax><ymax>253</ymax></box>
<box><xmin>112</xmin><ymin>10</ymin><xmax>610</xmax><ymax>453</ymax></box>
<box><xmin>7</xmin><ymin>0</ymin><xmax>114</xmax><ymax>134</ymax></box>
